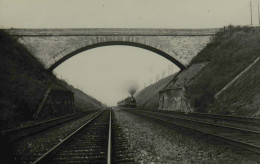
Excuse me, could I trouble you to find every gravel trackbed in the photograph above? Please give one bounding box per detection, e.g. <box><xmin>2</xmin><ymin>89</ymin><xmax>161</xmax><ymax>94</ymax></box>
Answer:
<box><xmin>113</xmin><ymin>107</ymin><xmax>260</xmax><ymax>164</ymax></box>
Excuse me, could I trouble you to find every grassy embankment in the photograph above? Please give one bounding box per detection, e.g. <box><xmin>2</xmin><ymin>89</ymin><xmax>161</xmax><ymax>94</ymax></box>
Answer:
<box><xmin>0</xmin><ymin>30</ymin><xmax>102</xmax><ymax>129</ymax></box>
<box><xmin>135</xmin><ymin>26</ymin><xmax>260</xmax><ymax>117</ymax></box>
<box><xmin>135</xmin><ymin>74</ymin><xmax>176</xmax><ymax>110</ymax></box>
<box><xmin>187</xmin><ymin>25</ymin><xmax>260</xmax><ymax>116</ymax></box>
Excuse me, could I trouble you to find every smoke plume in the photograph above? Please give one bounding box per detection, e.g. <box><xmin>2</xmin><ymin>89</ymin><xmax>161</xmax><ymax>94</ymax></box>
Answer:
<box><xmin>128</xmin><ymin>81</ymin><xmax>138</xmax><ymax>97</ymax></box>
<box><xmin>128</xmin><ymin>86</ymin><xmax>137</xmax><ymax>97</ymax></box>
<box><xmin>122</xmin><ymin>80</ymin><xmax>138</xmax><ymax>97</ymax></box>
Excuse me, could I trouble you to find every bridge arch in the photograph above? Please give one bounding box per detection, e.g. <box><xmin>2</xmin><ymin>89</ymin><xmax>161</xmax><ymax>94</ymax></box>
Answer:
<box><xmin>48</xmin><ymin>41</ymin><xmax>186</xmax><ymax>72</ymax></box>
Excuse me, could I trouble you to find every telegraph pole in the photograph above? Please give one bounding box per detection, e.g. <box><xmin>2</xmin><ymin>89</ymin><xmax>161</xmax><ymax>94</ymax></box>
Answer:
<box><xmin>258</xmin><ymin>2</ymin><xmax>260</xmax><ymax>25</ymax></box>
<box><xmin>250</xmin><ymin>1</ymin><xmax>253</xmax><ymax>25</ymax></box>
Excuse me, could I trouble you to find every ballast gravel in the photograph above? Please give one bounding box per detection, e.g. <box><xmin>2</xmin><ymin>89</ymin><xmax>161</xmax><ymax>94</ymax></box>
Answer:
<box><xmin>14</xmin><ymin>112</ymin><xmax>98</xmax><ymax>163</ymax></box>
<box><xmin>113</xmin><ymin>108</ymin><xmax>260</xmax><ymax>164</ymax></box>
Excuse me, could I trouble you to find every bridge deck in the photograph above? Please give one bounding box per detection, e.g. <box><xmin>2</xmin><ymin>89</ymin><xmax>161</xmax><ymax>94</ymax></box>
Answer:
<box><xmin>6</xmin><ymin>28</ymin><xmax>218</xmax><ymax>36</ymax></box>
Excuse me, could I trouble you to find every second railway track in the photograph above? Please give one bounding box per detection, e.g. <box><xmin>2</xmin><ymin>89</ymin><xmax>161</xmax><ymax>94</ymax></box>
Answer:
<box><xmin>1</xmin><ymin>110</ymin><xmax>98</xmax><ymax>141</ymax></box>
<box><xmin>127</xmin><ymin>109</ymin><xmax>260</xmax><ymax>155</ymax></box>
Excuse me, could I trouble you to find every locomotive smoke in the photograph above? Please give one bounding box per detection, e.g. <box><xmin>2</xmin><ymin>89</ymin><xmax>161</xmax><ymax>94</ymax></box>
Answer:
<box><xmin>128</xmin><ymin>85</ymin><xmax>137</xmax><ymax>98</ymax></box>
<box><xmin>123</xmin><ymin>80</ymin><xmax>138</xmax><ymax>98</ymax></box>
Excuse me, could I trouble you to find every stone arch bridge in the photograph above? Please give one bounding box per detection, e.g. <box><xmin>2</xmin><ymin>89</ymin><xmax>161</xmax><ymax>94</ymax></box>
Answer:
<box><xmin>9</xmin><ymin>28</ymin><xmax>217</xmax><ymax>71</ymax></box>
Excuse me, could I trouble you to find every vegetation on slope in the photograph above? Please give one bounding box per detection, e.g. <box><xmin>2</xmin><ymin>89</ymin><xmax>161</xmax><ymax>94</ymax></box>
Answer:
<box><xmin>187</xmin><ymin>25</ymin><xmax>260</xmax><ymax>115</ymax></box>
<box><xmin>0</xmin><ymin>30</ymin><xmax>102</xmax><ymax>129</ymax></box>
<box><xmin>0</xmin><ymin>30</ymin><xmax>49</xmax><ymax>127</ymax></box>
<box><xmin>215</xmin><ymin>59</ymin><xmax>260</xmax><ymax>117</ymax></box>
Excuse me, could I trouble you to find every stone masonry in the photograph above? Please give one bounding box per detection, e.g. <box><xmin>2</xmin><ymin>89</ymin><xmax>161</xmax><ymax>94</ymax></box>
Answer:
<box><xmin>8</xmin><ymin>28</ymin><xmax>217</xmax><ymax>70</ymax></box>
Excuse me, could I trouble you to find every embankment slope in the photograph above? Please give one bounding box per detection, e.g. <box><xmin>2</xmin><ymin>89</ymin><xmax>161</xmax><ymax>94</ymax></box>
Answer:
<box><xmin>187</xmin><ymin>26</ymin><xmax>260</xmax><ymax>117</ymax></box>
<box><xmin>135</xmin><ymin>74</ymin><xmax>176</xmax><ymax>110</ymax></box>
<box><xmin>135</xmin><ymin>26</ymin><xmax>260</xmax><ymax>117</ymax></box>
<box><xmin>0</xmin><ymin>30</ymin><xmax>102</xmax><ymax>129</ymax></box>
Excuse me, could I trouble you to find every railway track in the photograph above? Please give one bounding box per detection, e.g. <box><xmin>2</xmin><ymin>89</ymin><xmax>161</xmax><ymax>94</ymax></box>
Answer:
<box><xmin>1</xmin><ymin>110</ymin><xmax>97</xmax><ymax>141</ymax></box>
<box><xmin>29</xmin><ymin>108</ymin><xmax>135</xmax><ymax>163</ymax></box>
<box><xmin>127</xmin><ymin>109</ymin><xmax>260</xmax><ymax>154</ymax></box>
<box><xmin>147</xmin><ymin>109</ymin><xmax>260</xmax><ymax>131</ymax></box>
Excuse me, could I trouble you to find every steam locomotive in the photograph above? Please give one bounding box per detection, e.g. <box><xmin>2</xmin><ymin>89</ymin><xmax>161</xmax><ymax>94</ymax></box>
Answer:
<box><xmin>117</xmin><ymin>97</ymin><xmax>136</xmax><ymax>108</ymax></box>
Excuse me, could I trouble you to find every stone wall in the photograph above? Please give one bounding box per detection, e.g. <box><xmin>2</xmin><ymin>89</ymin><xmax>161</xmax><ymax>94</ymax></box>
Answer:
<box><xmin>159</xmin><ymin>87</ymin><xmax>191</xmax><ymax>112</ymax></box>
<box><xmin>7</xmin><ymin>28</ymin><xmax>215</xmax><ymax>70</ymax></box>
<box><xmin>35</xmin><ymin>89</ymin><xmax>75</xmax><ymax>119</ymax></box>
<box><xmin>158</xmin><ymin>63</ymin><xmax>208</xmax><ymax>112</ymax></box>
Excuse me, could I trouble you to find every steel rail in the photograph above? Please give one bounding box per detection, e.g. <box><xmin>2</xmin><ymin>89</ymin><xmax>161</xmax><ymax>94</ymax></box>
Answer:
<box><xmin>107</xmin><ymin>108</ymin><xmax>112</xmax><ymax>164</ymax></box>
<box><xmin>32</xmin><ymin>110</ymin><xmax>105</xmax><ymax>164</ymax></box>
<box><xmin>129</xmin><ymin>110</ymin><xmax>260</xmax><ymax>154</ymax></box>
<box><xmin>2</xmin><ymin>112</ymin><xmax>84</xmax><ymax>133</ymax></box>
<box><xmin>137</xmin><ymin>110</ymin><xmax>260</xmax><ymax>134</ymax></box>
<box><xmin>136</xmin><ymin>109</ymin><xmax>260</xmax><ymax>125</ymax></box>
<box><xmin>1</xmin><ymin>111</ymin><xmax>99</xmax><ymax>141</ymax></box>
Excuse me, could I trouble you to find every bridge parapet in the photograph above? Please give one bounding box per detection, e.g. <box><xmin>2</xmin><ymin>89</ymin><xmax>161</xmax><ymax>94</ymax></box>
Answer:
<box><xmin>9</xmin><ymin>28</ymin><xmax>218</xmax><ymax>36</ymax></box>
<box><xmin>6</xmin><ymin>28</ymin><xmax>218</xmax><ymax>70</ymax></box>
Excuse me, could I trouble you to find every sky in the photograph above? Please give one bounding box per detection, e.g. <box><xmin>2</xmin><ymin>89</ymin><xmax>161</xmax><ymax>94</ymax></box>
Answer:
<box><xmin>0</xmin><ymin>0</ymin><xmax>259</xmax><ymax>29</ymax></box>
<box><xmin>53</xmin><ymin>46</ymin><xmax>179</xmax><ymax>105</ymax></box>
<box><xmin>0</xmin><ymin>0</ymin><xmax>257</xmax><ymax>106</ymax></box>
